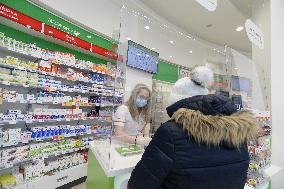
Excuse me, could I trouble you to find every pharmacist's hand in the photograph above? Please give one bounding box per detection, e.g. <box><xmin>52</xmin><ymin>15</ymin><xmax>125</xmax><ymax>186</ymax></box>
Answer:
<box><xmin>136</xmin><ymin>136</ymin><xmax>152</xmax><ymax>146</ymax></box>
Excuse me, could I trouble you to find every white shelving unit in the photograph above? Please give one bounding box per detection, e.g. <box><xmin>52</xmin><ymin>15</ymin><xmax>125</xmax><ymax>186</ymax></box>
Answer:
<box><xmin>0</xmin><ymin>29</ymin><xmax>124</xmax><ymax>188</ymax></box>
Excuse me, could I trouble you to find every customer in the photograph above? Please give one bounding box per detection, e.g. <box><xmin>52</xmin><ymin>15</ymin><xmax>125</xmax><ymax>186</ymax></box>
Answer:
<box><xmin>128</xmin><ymin>66</ymin><xmax>258</xmax><ymax>189</ymax></box>
<box><xmin>114</xmin><ymin>83</ymin><xmax>152</xmax><ymax>146</ymax></box>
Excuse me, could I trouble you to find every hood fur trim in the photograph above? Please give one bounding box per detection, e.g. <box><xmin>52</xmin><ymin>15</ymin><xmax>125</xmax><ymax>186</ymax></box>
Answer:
<box><xmin>171</xmin><ymin>109</ymin><xmax>258</xmax><ymax>148</ymax></box>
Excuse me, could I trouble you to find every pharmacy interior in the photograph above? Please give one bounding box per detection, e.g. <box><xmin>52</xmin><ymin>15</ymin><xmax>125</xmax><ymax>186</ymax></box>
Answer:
<box><xmin>0</xmin><ymin>0</ymin><xmax>276</xmax><ymax>189</ymax></box>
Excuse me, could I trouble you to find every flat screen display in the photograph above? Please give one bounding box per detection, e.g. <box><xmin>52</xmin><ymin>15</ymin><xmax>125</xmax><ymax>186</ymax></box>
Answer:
<box><xmin>231</xmin><ymin>76</ymin><xmax>251</xmax><ymax>92</ymax></box>
<box><xmin>127</xmin><ymin>40</ymin><xmax>159</xmax><ymax>74</ymax></box>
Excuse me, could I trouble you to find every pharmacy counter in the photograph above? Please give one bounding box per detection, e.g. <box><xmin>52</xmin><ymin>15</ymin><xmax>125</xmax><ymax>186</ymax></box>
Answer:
<box><xmin>87</xmin><ymin>140</ymin><xmax>143</xmax><ymax>189</ymax></box>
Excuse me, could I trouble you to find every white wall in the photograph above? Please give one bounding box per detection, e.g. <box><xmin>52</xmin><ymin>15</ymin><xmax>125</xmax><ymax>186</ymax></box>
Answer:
<box><xmin>38</xmin><ymin>0</ymin><xmax>121</xmax><ymax>39</ymax></box>
<box><xmin>271</xmin><ymin>0</ymin><xmax>284</xmax><ymax>188</ymax></box>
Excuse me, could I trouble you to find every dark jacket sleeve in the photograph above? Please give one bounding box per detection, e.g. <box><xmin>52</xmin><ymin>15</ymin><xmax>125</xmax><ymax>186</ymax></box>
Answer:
<box><xmin>128</xmin><ymin>123</ymin><xmax>175</xmax><ymax>189</ymax></box>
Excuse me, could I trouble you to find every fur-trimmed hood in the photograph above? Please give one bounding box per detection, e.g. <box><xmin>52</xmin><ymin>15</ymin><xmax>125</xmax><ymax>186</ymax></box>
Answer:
<box><xmin>171</xmin><ymin>108</ymin><xmax>258</xmax><ymax>148</ymax></box>
<box><xmin>166</xmin><ymin>95</ymin><xmax>258</xmax><ymax>148</ymax></box>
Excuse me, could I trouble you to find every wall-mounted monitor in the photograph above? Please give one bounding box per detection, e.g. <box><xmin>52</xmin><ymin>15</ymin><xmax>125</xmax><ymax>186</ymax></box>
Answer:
<box><xmin>231</xmin><ymin>76</ymin><xmax>251</xmax><ymax>92</ymax></box>
<box><xmin>126</xmin><ymin>40</ymin><xmax>159</xmax><ymax>74</ymax></box>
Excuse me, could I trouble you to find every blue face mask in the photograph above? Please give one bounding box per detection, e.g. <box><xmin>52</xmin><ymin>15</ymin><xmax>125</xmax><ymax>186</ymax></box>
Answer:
<box><xmin>136</xmin><ymin>98</ymin><xmax>148</xmax><ymax>108</ymax></box>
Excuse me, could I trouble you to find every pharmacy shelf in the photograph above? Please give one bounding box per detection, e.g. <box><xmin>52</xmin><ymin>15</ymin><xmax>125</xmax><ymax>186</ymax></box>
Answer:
<box><xmin>0</xmin><ymin>116</ymin><xmax>112</xmax><ymax>126</ymax></box>
<box><xmin>0</xmin><ymin>62</ymin><xmax>108</xmax><ymax>85</ymax></box>
<box><xmin>0</xmin><ymin>79</ymin><xmax>115</xmax><ymax>97</ymax></box>
<box><xmin>0</xmin><ymin>146</ymin><xmax>88</xmax><ymax>171</ymax></box>
<box><xmin>1</xmin><ymin>133</ymin><xmax>94</xmax><ymax>149</ymax></box>
<box><xmin>0</xmin><ymin>164</ymin><xmax>87</xmax><ymax>189</ymax></box>
<box><xmin>0</xmin><ymin>45</ymin><xmax>40</xmax><ymax>61</ymax></box>
<box><xmin>2</xmin><ymin>99</ymin><xmax>121</xmax><ymax>108</ymax></box>
<box><xmin>27</xmin><ymin>164</ymin><xmax>87</xmax><ymax>189</ymax></box>
<box><xmin>0</xmin><ymin>45</ymin><xmax>115</xmax><ymax>77</ymax></box>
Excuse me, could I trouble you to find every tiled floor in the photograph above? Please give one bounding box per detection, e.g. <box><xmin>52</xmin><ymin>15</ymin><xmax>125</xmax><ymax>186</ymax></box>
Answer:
<box><xmin>71</xmin><ymin>183</ymin><xmax>86</xmax><ymax>189</ymax></box>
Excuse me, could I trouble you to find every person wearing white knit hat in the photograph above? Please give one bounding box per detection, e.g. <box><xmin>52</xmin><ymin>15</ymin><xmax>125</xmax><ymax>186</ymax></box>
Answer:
<box><xmin>168</xmin><ymin>65</ymin><xmax>214</xmax><ymax>106</ymax></box>
<box><xmin>128</xmin><ymin>66</ymin><xmax>258</xmax><ymax>189</ymax></box>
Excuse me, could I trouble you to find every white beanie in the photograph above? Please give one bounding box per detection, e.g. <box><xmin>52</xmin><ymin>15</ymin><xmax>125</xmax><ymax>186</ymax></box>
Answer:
<box><xmin>168</xmin><ymin>66</ymin><xmax>214</xmax><ymax>106</ymax></box>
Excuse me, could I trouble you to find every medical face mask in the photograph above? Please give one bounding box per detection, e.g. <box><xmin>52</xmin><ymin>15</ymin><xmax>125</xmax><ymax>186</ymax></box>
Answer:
<box><xmin>135</xmin><ymin>98</ymin><xmax>147</xmax><ymax>108</ymax></box>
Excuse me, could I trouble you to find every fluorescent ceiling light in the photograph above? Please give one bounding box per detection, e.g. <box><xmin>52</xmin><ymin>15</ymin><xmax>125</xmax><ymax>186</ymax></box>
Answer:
<box><xmin>236</xmin><ymin>26</ymin><xmax>244</xmax><ymax>32</ymax></box>
<box><xmin>145</xmin><ymin>25</ymin><xmax>150</xmax><ymax>30</ymax></box>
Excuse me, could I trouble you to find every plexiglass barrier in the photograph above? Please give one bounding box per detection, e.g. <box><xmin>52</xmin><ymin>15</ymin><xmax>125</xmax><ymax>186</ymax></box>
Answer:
<box><xmin>116</xmin><ymin>0</ymin><xmax>272</xmax><ymax>188</ymax></box>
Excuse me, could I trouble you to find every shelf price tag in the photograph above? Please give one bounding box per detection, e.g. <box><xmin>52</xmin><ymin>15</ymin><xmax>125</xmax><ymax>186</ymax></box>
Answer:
<box><xmin>5</xmin><ymin>163</ymin><xmax>13</xmax><ymax>169</ymax></box>
<box><xmin>9</xmin><ymin>121</ymin><xmax>17</xmax><ymax>124</ymax></box>
<box><xmin>26</xmin><ymin>120</ymin><xmax>33</xmax><ymax>123</ymax></box>
<box><xmin>3</xmin><ymin>81</ymin><xmax>10</xmax><ymax>85</ymax></box>
<box><xmin>20</xmin><ymin>100</ymin><xmax>27</xmax><ymax>103</ymax></box>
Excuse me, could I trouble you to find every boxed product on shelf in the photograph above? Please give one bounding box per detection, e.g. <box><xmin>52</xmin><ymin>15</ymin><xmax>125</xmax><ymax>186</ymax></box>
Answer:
<box><xmin>0</xmin><ymin>173</ymin><xmax>17</xmax><ymax>189</ymax></box>
<box><xmin>0</xmin><ymin>165</ymin><xmax>25</xmax><ymax>189</ymax></box>
<box><xmin>246</xmin><ymin>110</ymin><xmax>271</xmax><ymax>189</ymax></box>
<box><xmin>0</xmin><ymin>128</ymin><xmax>22</xmax><ymax>147</ymax></box>
<box><xmin>1</xmin><ymin>145</ymin><xmax>29</xmax><ymax>165</ymax></box>
<box><xmin>23</xmin><ymin>151</ymin><xmax>87</xmax><ymax>182</ymax></box>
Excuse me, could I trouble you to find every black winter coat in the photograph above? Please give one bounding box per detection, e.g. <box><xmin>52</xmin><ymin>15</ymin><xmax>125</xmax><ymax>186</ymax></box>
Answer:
<box><xmin>128</xmin><ymin>95</ymin><xmax>257</xmax><ymax>189</ymax></box>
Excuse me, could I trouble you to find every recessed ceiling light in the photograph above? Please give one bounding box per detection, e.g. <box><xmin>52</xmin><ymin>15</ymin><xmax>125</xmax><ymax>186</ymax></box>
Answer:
<box><xmin>193</xmin><ymin>38</ymin><xmax>196</xmax><ymax>41</ymax></box>
<box><xmin>169</xmin><ymin>55</ymin><xmax>173</xmax><ymax>58</ymax></box>
<box><xmin>127</xmin><ymin>37</ymin><xmax>132</xmax><ymax>41</ymax></box>
<box><xmin>87</xmin><ymin>36</ymin><xmax>92</xmax><ymax>38</ymax></box>
<box><xmin>169</xmin><ymin>40</ymin><xmax>174</xmax><ymax>44</ymax></box>
<box><xmin>189</xmin><ymin>50</ymin><xmax>193</xmax><ymax>54</ymax></box>
<box><xmin>145</xmin><ymin>25</ymin><xmax>150</xmax><ymax>30</ymax></box>
<box><xmin>236</xmin><ymin>26</ymin><xmax>244</xmax><ymax>32</ymax></box>
<box><xmin>186</xmin><ymin>35</ymin><xmax>192</xmax><ymax>39</ymax></box>
<box><xmin>151</xmin><ymin>47</ymin><xmax>156</xmax><ymax>50</ymax></box>
<box><xmin>234</xmin><ymin>67</ymin><xmax>239</xmax><ymax>70</ymax></box>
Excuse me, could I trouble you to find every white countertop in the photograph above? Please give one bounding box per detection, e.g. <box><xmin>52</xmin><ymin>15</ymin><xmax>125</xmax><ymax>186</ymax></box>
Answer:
<box><xmin>89</xmin><ymin>140</ymin><xmax>143</xmax><ymax>177</ymax></box>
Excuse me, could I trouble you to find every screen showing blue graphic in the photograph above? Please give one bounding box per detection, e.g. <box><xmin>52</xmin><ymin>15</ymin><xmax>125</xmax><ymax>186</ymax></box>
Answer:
<box><xmin>127</xmin><ymin>40</ymin><xmax>159</xmax><ymax>74</ymax></box>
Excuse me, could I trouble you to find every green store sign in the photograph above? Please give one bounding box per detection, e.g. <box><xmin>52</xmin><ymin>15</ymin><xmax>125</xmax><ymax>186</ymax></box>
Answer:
<box><xmin>0</xmin><ymin>0</ymin><xmax>117</xmax><ymax>51</ymax></box>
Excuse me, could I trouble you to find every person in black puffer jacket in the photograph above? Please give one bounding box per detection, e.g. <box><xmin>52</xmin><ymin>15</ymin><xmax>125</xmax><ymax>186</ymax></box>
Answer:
<box><xmin>128</xmin><ymin>66</ymin><xmax>258</xmax><ymax>189</ymax></box>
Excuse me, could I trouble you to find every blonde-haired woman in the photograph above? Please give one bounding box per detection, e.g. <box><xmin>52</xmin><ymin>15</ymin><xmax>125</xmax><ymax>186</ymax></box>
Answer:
<box><xmin>114</xmin><ymin>84</ymin><xmax>152</xmax><ymax>145</ymax></box>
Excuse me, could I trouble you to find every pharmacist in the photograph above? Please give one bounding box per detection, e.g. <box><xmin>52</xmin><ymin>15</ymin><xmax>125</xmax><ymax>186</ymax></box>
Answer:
<box><xmin>114</xmin><ymin>84</ymin><xmax>152</xmax><ymax>146</ymax></box>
